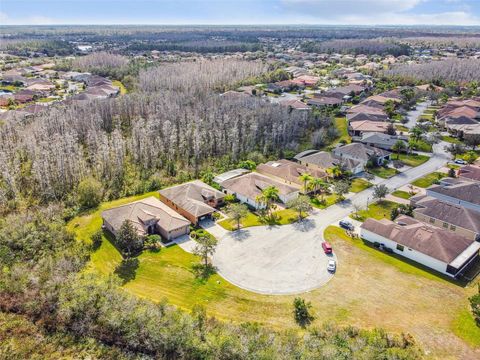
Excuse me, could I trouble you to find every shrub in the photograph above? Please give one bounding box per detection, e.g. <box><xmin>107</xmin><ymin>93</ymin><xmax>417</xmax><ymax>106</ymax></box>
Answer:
<box><xmin>90</xmin><ymin>230</ymin><xmax>103</xmax><ymax>250</ymax></box>
<box><xmin>77</xmin><ymin>177</ymin><xmax>103</xmax><ymax>210</ymax></box>
<box><xmin>293</xmin><ymin>297</ymin><xmax>314</xmax><ymax>328</ymax></box>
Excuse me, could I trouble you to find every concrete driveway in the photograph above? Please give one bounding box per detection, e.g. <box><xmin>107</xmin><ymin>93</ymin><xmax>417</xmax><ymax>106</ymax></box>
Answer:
<box><xmin>211</xmin><ymin>142</ymin><xmax>450</xmax><ymax>295</ymax></box>
<box><xmin>213</xmin><ymin>219</ymin><xmax>336</xmax><ymax>295</ymax></box>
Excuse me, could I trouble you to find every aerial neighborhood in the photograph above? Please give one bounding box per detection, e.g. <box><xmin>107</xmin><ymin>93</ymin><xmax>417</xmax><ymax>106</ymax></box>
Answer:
<box><xmin>2</xmin><ymin>21</ymin><xmax>480</xmax><ymax>360</ymax></box>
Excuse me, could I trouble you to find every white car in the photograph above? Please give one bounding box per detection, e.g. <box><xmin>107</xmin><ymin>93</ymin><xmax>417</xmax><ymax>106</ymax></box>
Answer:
<box><xmin>327</xmin><ymin>260</ymin><xmax>336</xmax><ymax>272</ymax></box>
<box><xmin>454</xmin><ymin>159</ymin><xmax>466</xmax><ymax>165</ymax></box>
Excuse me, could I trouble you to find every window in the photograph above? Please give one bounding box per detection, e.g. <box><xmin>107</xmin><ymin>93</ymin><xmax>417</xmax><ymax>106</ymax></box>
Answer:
<box><xmin>429</xmin><ymin>217</ymin><xmax>435</xmax><ymax>224</ymax></box>
<box><xmin>450</xmin><ymin>225</ymin><xmax>456</xmax><ymax>231</ymax></box>
<box><xmin>443</xmin><ymin>222</ymin><xmax>448</xmax><ymax>228</ymax></box>
<box><xmin>396</xmin><ymin>244</ymin><xmax>404</xmax><ymax>251</ymax></box>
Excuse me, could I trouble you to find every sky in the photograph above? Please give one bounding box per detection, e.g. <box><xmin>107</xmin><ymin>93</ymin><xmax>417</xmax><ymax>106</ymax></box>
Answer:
<box><xmin>1</xmin><ymin>0</ymin><xmax>480</xmax><ymax>26</ymax></box>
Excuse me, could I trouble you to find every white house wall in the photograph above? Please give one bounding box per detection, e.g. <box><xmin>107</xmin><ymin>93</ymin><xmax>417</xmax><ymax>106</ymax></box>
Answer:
<box><xmin>360</xmin><ymin>228</ymin><xmax>451</xmax><ymax>276</ymax></box>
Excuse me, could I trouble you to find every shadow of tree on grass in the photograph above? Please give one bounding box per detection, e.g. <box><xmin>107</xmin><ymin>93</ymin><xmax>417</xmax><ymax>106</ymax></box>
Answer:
<box><xmin>114</xmin><ymin>257</ymin><xmax>140</xmax><ymax>284</ymax></box>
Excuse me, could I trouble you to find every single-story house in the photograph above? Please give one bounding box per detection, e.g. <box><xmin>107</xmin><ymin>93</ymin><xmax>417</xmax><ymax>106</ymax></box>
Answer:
<box><xmin>426</xmin><ymin>179</ymin><xmax>480</xmax><ymax>213</ymax></box>
<box><xmin>296</xmin><ymin>150</ymin><xmax>363</xmax><ymax>175</ymax></box>
<box><xmin>256</xmin><ymin>159</ymin><xmax>327</xmax><ymax>191</ymax></box>
<box><xmin>219</xmin><ymin>172</ymin><xmax>299</xmax><ymax>209</ymax></box>
<box><xmin>307</xmin><ymin>96</ymin><xmax>343</xmax><ymax>108</ymax></box>
<box><xmin>295</xmin><ymin>150</ymin><xmax>364</xmax><ymax>174</ymax></box>
<box><xmin>359</xmin><ymin>132</ymin><xmax>407</xmax><ymax>151</ymax></box>
<box><xmin>347</xmin><ymin>112</ymin><xmax>389</xmax><ymax>123</ymax></box>
<box><xmin>410</xmin><ymin>194</ymin><xmax>480</xmax><ymax>241</ymax></box>
<box><xmin>158</xmin><ymin>180</ymin><xmax>225</xmax><ymax>225</ymax></box>
<box><xmin>102</xmin><ymin>196</ymin><xmax>190</xmax><ymax>241</ymax></box>
<box><xmin>360</xmin><ymin>215</ymin><xmax>480</xmax><ymax>278</ymax></box>
<box><xmin>347</xmin><ymin>104</ymin><xmax>387</xmax><ymax>116</ymax></box>
<box><xmin>278</xmin><ymin>99</ymin><xmax>311</xmax><ymax>111</ymax></box>
<box><xmin>333</xmin><ymin>143</ymin><xmax>391</xmax><ymax>168</ymax></box>
<box><xmin>457</xmin><ymin>165</ymin><xmax>480</xmax><ymax>183</ymax></box>
<box><xmin>348</xmin><ymin>120</ymin><xmax>391</xmax><ymax>137</ymax></box>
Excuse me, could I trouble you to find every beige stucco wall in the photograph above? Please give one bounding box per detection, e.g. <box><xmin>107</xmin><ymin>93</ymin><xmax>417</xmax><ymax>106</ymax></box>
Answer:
<box><xmin>413</xmin><ymin>212</ymin><xmax>477</xmax><ymax>241</ymax></box>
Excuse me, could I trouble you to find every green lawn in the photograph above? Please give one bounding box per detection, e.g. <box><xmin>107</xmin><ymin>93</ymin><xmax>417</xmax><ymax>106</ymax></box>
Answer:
<box><xmin>411</xmin><ymin>172</ymin><xmax>447</xmax><ymax>188</ymax></box>
<box><xmin>451</xmin><ymin>309</ymin><xmax>480</xmax><ymax>348</ymax></box>
<box><xmin>396</xmin><ymin>153</ymin><xmax>430</xmax><ymax>167</ymax></box>
<box><xmin>411</xmin><ymin>140</ymin><xmax>433</xmax><ymax>152</ymax></box>
<box><xmin>441</xmin><ymin>135</ymin><xmax>462</xmax><ymax>144</ymax></box>
<box><xmin>218</xmin><ymin>208</ymin><xmax>301</xmax><ymax>230</ymax></box>
<box><xmin>395</xmin><ymin>124</ymin><xmax>409</xmax><ymax>133</ymax></box>
<box><xmin>112</xmin><ymin>80</ymin><xmax>127</xmax><ymax>95</ymax></box>
<box><xmin>353</xmin><ymin>200</ymin><xmax>398</xmax><ymax>221</ymax></box>
<box><xmin>335</xmin><ymin>117</ymin><xmax>351</xmax><ymax>144</ymax></box>
<box><xmin>311</xmin><ymin>193</ymin><xmax>342</xmax><ymax>209</ymax></box>
<box><xmin>368</xmin><ymin>166</ymin><xmax>399</xmax><ymax>179</ymax></box>
<box><xmin>391</xmin><ymin>190</ymin><xmax>412</xmax><ymax>200</ymax></box>
<box><xmin>349</xmin><ymin>178</ymin><xmax>372</xmax><ymax>193</ymax></box>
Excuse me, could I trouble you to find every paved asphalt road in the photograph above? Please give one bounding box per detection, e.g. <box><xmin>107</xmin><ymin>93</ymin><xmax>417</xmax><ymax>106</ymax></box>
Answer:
<box><xmin>212</xmin><ymin>142</ymin><xmax>451</xmax><ymax>295</ymax></box>
<box><xmin>404</xmin><ymin>100</ymin><xmax>431</xmax><ymax>129</ymax></box>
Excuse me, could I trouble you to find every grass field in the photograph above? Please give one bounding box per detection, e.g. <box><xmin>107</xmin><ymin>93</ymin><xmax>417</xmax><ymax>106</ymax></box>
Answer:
<box><xmin>391</xmin><ymin>190</ymin><xmax>412</xmax><ymax>199</ymax></box>
<box><xmin>368</xmin><ymin>166</ymin><xmax>399</xmax><ymax>179</ymax></box>
<box><xmin>397</xmin><ymin>153</ymin><xmax>430</xmax><ymax>167</ymax></box>
<box><xmin>411</xmin><ymin>172</ymin><xmax>447</xmax><ymax>188</ymax></box>
<box><xmin>349</xmin><ymin>178</ymin><xmax>372</xmax><ymax>193</ymax></box>
<box><xmin>67</xmin><ymin>197</ymin><xmax>480</xmax><ymax>358</ymax></box>
<box><xmin>395</xmin><ymin>124</ymin><xmax>409</xmax><ymax>132</ymax></box>
<box><xmin>353</xmin><ymin>200</ymin><xmax>398</xmax><ymax>221</ymax></box>
<box><xmin>334</xmin><ymin>117</ymin><xmax>351</xmax><ymax>144</ymax></box>
<box><xmin>311</xmin><ymin>193</ymin><xmax>341</xmax><ymax>209</ymax></box>
<box><xmin>442</xmin><ymin>136</ymin><xmax>462</xmax><ymax>144</ymax></box>
<box><xmin>218</xmin><ymin>208</ymin><xmax>300</xmax><ymax>230</ymax></box>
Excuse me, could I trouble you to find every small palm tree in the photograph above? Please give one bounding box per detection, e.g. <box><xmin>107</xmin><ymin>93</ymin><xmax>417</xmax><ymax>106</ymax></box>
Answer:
<box><xmin>256</xmin><ymin>185</ymin><xmax>280</xmax><ymax>218</ymax></box>
<box><xmin>298</xmin><ymin>173</ymin><xmax>313</xmax><ymax>193</ymax></box>
<box><xmin>310</xmin><ymin>177</ymin><xmax>327</xmax><ymax>196</ymax></box>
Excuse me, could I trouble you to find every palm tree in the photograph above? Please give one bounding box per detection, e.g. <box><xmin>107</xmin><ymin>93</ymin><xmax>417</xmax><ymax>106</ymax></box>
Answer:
<box><xmin>409</xmin><ymin>126</ymin><xmax>423</xmax><ymax>143</ymax></box>
<box><xmin>298</xmin><ymin>173</ymin><xmax>313</xmax><ymax>193</ymax></box>
<box><xmin>310</xmin><ymin>177</ymin><xmax>328</xmax><ymax>196</ymax></box>
<box><xmin>256</xmin><ymin>185</ymin><xmax>279</xmax><ymax>218</ymax></box>
<box><xmin>328</xmin><ymin>164</ymin><xmax>343</xmax><ymax>179</ymax></box>
<box><xmin>392</xmin><ymin>140</ymin><xmax>407</xmax><ymax>159</ymax></box>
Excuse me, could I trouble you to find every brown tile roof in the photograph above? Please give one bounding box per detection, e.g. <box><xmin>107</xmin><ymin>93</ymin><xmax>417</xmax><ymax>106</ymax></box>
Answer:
<box><xmin>307</xmin><ymin>96</ymin><xmax>342</xmax><ymax>106</ymax></box>
<box><xmin>278</xmin><ymin>99</ymin><xmax>310</xmax><ymax>110</ymax></box>
<box><xmin>102</xmin><ymin>196</ymin><xmax>190</xmax><ymax>236</ymax></box>
<box><xmin>427</xmin><ymin>180</ymin><xmax>480</xmax><ymax>206</ymax></box>
<box><xmin>159</xmin><ymin>180</ymin><xmax>225</xmax><ymax>218</ymax></box>
<box><xmin>333</xmin><ymin>143</ymin><xmax>390</xmax><ymax>162</ymax></box>
<box><xmin>220</xmin><ymin>172</ymin><xmax>298</xmax><ymax>200</ymax></box>
<box><xmin>412</xmin><ymin>195</ymin><xmax>480</xmax><ymax>234</ymax></box>
<box><xmin>348</xmin><ymin>104</ymin><xmax>387</xmax><ymax>115</ymax></box>
<box><xmin>256</xmin><ymin>159</ymin><xmax>326</xmax><ymax>185</ymax></box>
<box><xmin>361</xmin><ymin>215</ymin><xmax>473</xmax><ymax>263</ymax></box>
<box><xmin>298</xmin><ymin>151</ymin><xmax>361</xmax><ymax>172</ymax></box>
<box><xmin>457</xmin><ymin>165</ymin><xmax>480</xmax><ymax>182</ymax></box>
<box><xmin>349</xmin><ymin>120</ymin><xmax>390</xmax><ymax>133</ymax></box>
<box><xmin>347</xmin><ymin>112</ymin><xmax>389</xmax><ymax>122</ymax></box>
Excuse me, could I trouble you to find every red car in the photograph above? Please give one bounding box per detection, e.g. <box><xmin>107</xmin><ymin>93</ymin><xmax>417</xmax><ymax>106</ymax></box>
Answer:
<box><xmin>322</xmin><ymin>241</ymin><xmax>333</xmax><ymax>254</ymax></box>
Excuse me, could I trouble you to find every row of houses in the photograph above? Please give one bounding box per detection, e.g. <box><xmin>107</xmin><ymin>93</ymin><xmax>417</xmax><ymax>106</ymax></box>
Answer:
<box><xmin>436</xmin><ymin>97</ymin><xmax>480</xmax><ymax>139</ymax></box>
<box><xmin>360</xmin><ymin>172</ymin><xmax>480</xmax><ymax>279</ymax></box>
<box><xmin>102</xmin><ymin>180</ymin><xmax>226</xmax><ymax>242</ymax></box>
<box><xmin>307</xmin><ymin>84</ymin><xmax>367</xmax><ymax>109</ymax></box>
<box><xmin>101</xmin><ymin>142</ymin><xmax>393</xmax><ymax>242</ymax></box>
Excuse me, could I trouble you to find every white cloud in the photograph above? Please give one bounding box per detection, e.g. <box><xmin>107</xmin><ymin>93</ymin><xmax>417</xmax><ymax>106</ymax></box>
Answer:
<box><xmin>280</xmin><ymin>0</ymin><xmax>480</xmax><ymax>25</ymax></box>
<box><xmin>0</xmin><ymin>12</ymin><xmax>58</xmax><ymax>25</ymax></box>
